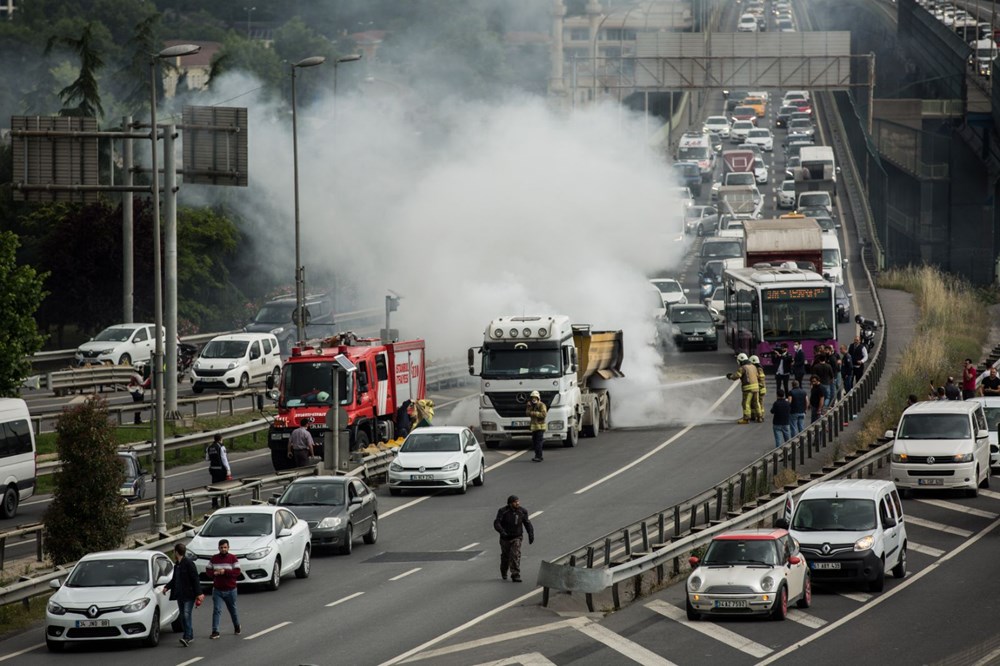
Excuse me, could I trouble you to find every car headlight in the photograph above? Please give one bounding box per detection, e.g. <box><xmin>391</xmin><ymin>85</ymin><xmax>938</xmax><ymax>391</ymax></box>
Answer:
<box><xmin>761</xmin><ymin>575</ymin><xmax>775</xmax><ymax>591</ymax></box>
<box><xmin>688</xmin><ymin>576</ymin><xmax>702</xmax><ymax>591</ymax></box>
<box><xmin>47</xmin><ymin>600</ymin><xmax>66</xmax><ymax>615</ymax></box>
<box><xmin>270</xmin><ymin>327</ymin><xmax>285</xmax><ymax>335</ymax></box>
<box><xmin>442</xmin><ymin>462</ymin><xmax>460</xmax><ymax>472</ymax></box>
<box><xmin>891</xmin><ymin>453</ymin><xmax>907</xmax><ymax>463</ymax></box>
<box><xmin>246</xmin><ymin>546</ymin><xmax>273</xmax><ymax>561</ymax></box>
<box><xmin>548</xmin><ymin>420</ymin><xmax>564</xmax><ymax>431</ymax></box>
<box><xmin>122</xmin><ymin>598</ymin><xmax>151</xmax><ymax>613</ymax></box>
<box><xmin>193</xmin><ymin>362</ymin><xmax>202</xmax><ymax>371</ymax></box>
<box><xmin>227</xmin><ymin>362</ymin><xmax>236</xmax><ymax>370</ymax></box>
<box><xmin>317</xmin><ymin>517</ymin><xmax>343</xmax><ymax>529</ymax></box>
<box><xmin>389</xmin><ymin>462</ymin><xmax>403</xmax><ymax>472</ymax></box>
<box><xmin>954</xmin><ymin>453</ymin><xmax>974</xmax><ymax>462</ymax></box>
<box><xmin>854</xmin><ymin>535</ymin><xmax>875</xmax><ymax>552</ymax></box>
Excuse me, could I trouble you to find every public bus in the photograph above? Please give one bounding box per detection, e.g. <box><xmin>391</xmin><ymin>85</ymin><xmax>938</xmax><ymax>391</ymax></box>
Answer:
<box><xmin>723</xmin><ymin>266</ymin><xmax>837</xmax><ymax>370</ymax></box>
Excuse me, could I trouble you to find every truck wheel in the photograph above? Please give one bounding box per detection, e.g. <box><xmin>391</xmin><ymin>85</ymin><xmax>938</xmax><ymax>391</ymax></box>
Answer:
<box><xmin>601</xmin><ymin>396</ymin><xmax>613</xmax><ymax>430</ymax></box>
<box><xmin>354</xmin><ymin>430</ymin><xmax>370</xmax><ymax>451</ymax></box>
<box><xmin>563</xmin><ymin>426</ymin><xmax>578</xmax><ymax>448</ymax></box>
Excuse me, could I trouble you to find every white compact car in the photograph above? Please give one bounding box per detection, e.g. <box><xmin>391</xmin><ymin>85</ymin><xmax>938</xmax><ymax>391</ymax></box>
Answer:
<box><xmin>738</xmin><ymin>13</ymin><xmax>759</xmax><ymax>31</ymax></box>
<box><xmin>778</xmin><ymin>179</ymin><xmax>797</xmax><ymax>208</ymax></box>
<box><xmin>45</xmin><ymin>550</ymin><xmax>180</xmax><ymax>652</ymax></box>
<box><xmin>186</xmin><ymin>506</ymin><xmax>311</xmax><ymax>591</ymax></box>
<box><xmin>746</xmin><ymin>128</ymin><xmax>774</xmax><ymax>152</ymax></box>
<box><xmin>703</xmin><ymin>115</ymin><xmax>731</xmax><ymax>138</ymax></box>
<box><xmin>75</xmin><ymin>323</ymin><xmax>163</xmax><ymax>367</ymax></box>
<box><xmin>191</xmin><ymin>332</ymin><xmax>282</xmax><ymax>393</ymax></box>
<box><xmin>753</xmin><ymin>157</ymin><xmax>769</xmax><ymax>184</ymax></box>
<box><xmin>650</xmin><ymin>278</ymin><xmax>688</xmax><ymax>307</ymax></box>
<box><xmin>388</xmin><ymin>426</ymin><xmax>486</xmax><ymax>496</ymax></box>
<box><xmin>730</xmin><ymin>120</ymin><xmax>755</xmax><ymax>143</ymax></box>
<box><xmin>686</xmin><ymin>529</ymin><xmax>809</xmax><ymax>621</ymax></box>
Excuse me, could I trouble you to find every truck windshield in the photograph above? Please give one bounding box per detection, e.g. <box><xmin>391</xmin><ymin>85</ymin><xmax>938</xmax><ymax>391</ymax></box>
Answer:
<box><xmin>280</xmin><ymin>362</ymin><xmax>351</xmax><ymax>408</ymax></box>
<box><xmin>481</xmin><ymin>347</ymin><xmax>562</xmax><ymax>379</ymax></box>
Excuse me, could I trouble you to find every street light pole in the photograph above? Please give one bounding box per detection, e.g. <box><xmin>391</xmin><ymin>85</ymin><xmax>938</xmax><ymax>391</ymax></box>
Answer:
<box><xmin>243</xmin><ymin>6</ymin><xmax>256</xmax><ymax>39</ymax></box>
<box><xmin>332</xmin><ymin>54</ymin><xmax>362</xmax><ymax>126</ymax></box>
<box><xmin>150</xmin><ymin>43</ymin><xmax>200</xmax><ymax>534</ymax></box>
<box><xmin>291</xmin><ymin>56</ymin><xmax>326</xmax><ymax>345</ymax></box>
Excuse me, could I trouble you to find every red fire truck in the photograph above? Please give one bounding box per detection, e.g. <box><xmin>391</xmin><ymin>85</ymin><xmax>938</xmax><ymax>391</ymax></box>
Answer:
<box><xmin>267</xmin><ymin>333</ymin><xmax>426</xmax><ymax>470</ymax></box>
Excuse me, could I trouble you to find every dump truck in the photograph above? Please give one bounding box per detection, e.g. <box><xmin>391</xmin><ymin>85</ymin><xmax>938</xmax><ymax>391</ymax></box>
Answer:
<box><xmin>718</xmin><ymin>184</ymin><xmax>763</xmax><ymax>221</ymax></box>
<box><xmin>468</xmin><ymin>315</ymin><xmax>623</xmax><ymax>449</ymax></box>
<box><xmin>794</xmin><ymin>145</ymin><xmax>839</xmax><ymax>197</ymax></box>
<box><xmin>744</xmin><ymin>218</ymin><xmax>823</xmax><ymax>274</ymax></box>
<box><xmin>722</xmin><ymin>149</ymin><xmax>755</xmax><ymax>177</ymax></box>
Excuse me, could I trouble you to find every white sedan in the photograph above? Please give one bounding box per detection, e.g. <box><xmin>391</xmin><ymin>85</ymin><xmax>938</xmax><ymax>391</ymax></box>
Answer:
<box><xmin>753</xmin><ymin>157</ymin><xmax>769</xmax><ymax>184</ymax></box>
<box><xmin>687</xmin><ymin>528</ymin><xmax>810</xmax><ymax>621</ymax></box>
<box><xmin>703</xmin><ymin>115</ymin><xmax>731</xmax><ymax>138</ymax></box>
<box><xmin>389</xmin><ymin>426</ymin><xmax>486</xmax><ymax>495</ymax></box>
<box><xmin>778</xmin><ymin>179</ymin><xmax>797</xmax><ymax>208</ymax></box>
<box><xmin>730</xmin><ymin>120</ymin><xmax>755</xmax><ymax>143</ymax></box>
<box><xmin>186</xmin><ymin>506</ymin><xmax>312</xmax><ymax>591</ymax></box>
<box><xmin>650</xmin><ymin>278</ymin><xmax>688</xmax><ymax>307</ymax></box>
<box><xmin>746</xmin><ymin>128</ymin><xmax>774</xmax><ymax>152</ymax></box>
<box><xmin>45</xmin><ymin>550</ymin><xmax>180</xmax><ymax>652</ymax></box>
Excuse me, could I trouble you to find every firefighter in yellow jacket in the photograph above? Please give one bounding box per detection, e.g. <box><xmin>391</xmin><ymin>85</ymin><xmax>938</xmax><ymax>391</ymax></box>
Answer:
<box><xmin>727</xmin><ymin>353</ymin><xmax>761</xmax><ymax>424</ymax></box>
<box><xmin>750</xmin><ymin>354</ymin><xmax>767</xmax><ymax>422</ymax></box>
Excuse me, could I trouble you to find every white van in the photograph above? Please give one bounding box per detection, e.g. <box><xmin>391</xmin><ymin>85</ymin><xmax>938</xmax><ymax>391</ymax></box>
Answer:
<box><xmin>0</xmin><ymin>399</ymin><xmax>37</xmax><ymax>518</ymax></box>
<box><xmin>676</xmin><ymin>132</ymin><xmax>716</xmax><ymax>180</ymax></box>
<box><xmin>191</xmin><ymin>333</ymin><xmax>283</xmax><ymax>393</ymax></box>
<box><xmin>782</xmin><ymin>479</ymin><xmax>906</xmax><ymax>592</ymax></box>
<box><xmin>821</xmin><ymin>234</ymin><xmax>845</xmax><ymax>284</ymax></box>
<box><xmin>888</xmin><ymin>401</ymin><xmax>991</xmax><ymax>497</ymax></box>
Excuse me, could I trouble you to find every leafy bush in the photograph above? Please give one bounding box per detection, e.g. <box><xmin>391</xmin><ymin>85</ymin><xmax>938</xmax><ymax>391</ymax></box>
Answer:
<box><xmin>43</xmin><ymin>398</ymin><xmax>129</xmax><ymax>565</ymax></box>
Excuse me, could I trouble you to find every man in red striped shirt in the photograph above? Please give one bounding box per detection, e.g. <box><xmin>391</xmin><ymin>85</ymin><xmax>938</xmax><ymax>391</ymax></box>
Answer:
<box><xmin>207</xmin><ymin>539</ymin><xmax>241</xmax><ymax>639</ymax></box>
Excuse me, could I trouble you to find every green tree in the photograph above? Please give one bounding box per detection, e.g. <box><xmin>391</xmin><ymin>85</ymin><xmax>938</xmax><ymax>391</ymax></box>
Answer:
<box><xmin>46</xmin><ymin>22</ymin><xmax>107</xmax><ymax>119</ymax></box>
<box><xmin>43</xmin><ymin>398</ymin><xmax>129</xmax><ymax>565</ymax></box>
<box><xmin>209</xmin><ymin>36</ymin><xmax>284</xmax><ymax>98</ymax></box>
<box><xmin>0</xmin><ymin>231</ymin><xmax>47</xmax><ymax>396</ymax></box>
<box><xmin>177</xmin><ymin>206</ymin><xmax>244</xmax><ymax>330</ymax></box>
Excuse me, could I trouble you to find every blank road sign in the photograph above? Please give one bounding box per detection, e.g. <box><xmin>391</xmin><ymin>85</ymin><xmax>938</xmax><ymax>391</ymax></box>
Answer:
<box><xmin>11</xmin><ymin>115</ymin><xmax>99</xmax><ymax>203</ymax></box>
<box><xmin>182</xmin><ymin>105</ymin><xmax>248</xmax><ymax>187</ymax></box>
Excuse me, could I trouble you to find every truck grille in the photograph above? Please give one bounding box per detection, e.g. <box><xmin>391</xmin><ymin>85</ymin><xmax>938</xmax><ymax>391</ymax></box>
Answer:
<box><xmin>485</xmin><ymin>391</ymin><xmax>556</xmax><ymax>418</ymax></box>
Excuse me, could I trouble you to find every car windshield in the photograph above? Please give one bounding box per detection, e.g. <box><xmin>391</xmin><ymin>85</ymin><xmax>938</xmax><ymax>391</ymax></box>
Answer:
<box><xmin>253</xmin><ymin>304</ymin><xmax>294</xmax><ymax>324</ymax></box>
<box><xmin>748</xmin><ymin>129</ymin><xmax>769</xmax><ymax>138</ymax></box>
<box><xmin>686</xmin><ymin>206</ymin><xmax>709</xmax><ymax>220</ymax></box>
<box><xmin>782</xmin><ymin>181</ymin><xmax>795</xmax><ymax>192</ymax></box>
<box><xmin>200</xmin><ymin>340</ymin><xmax>249</xmax><ymax>359</ymax></box>
<box><xmin>673</xmin><ymin>163</ymin><xmax>699</xmax><ymax>177</ymax></box>
<box><xmin>401</xmin><ymin>433</ymin><xmax>461</xmax><ymax>453</ymax></box>
<box><xmin>789</xmin><ymin>120</ymin><xmax>812</xmax><ymax>130</ymax></box>
<box><xmin>727</xmin><ymin>174</ymin><xmax>755</xmax><ymax>185</ymax></box>
<box><xmin>792</xmin><ymin>498</ymin><xmax>876</xmax><ymax>531</ymax></box>
<box><xmin>67</xmin><ymin>559</ymin><xmax>150</xmax><ymax>587</ymax></box>
<box><xmin>800</xmin><ymin>193</ymin><xmax>829</xmax><ymax>207</ymax></box>
<box><xmin>201</xmin><ymin>513</ymin><xmax>274</xmax><ymax>537</ymax></box>
<box><xmin>670</xmin><ymin>307</ymin><xmax>713</xmax><ymax>323</ymax></box>
<box><xmin>280</xmin><ymin>482</ymin><xmax>345</xmax><ymax>506</ymax></box>
<box><xmin>733</xmin><ymin>106</ymin><xmax>755</xmax><ymax>116</ymax></box>
<box><xmin>703</xmin><ymin>539</ymin><xmax>779</xmax><ymax>565</ymax></box>
<box><xmin>779</xmin><ymin>105</ymin><xmax>798</xmax><ymax>115</ymax></box>
<box><xmin>702</xmin><ymin>241</ymin><xmax>742</xmax><ymax>258</ymax></box>
<box><xmin>94</xmin><ymin>327</ymin><xmax>136</xmax><ymax>343</ymax></box>
<box><xmin>897</xmin><ymin>413</ymin><xmax>972</xmax><ymax>439</ymax></box>
<box><xmin>836</xmin><ymin>285</ymin><xmax>848</xmax><ymax>299</ymax></box>
<box><xmin>653</xmin><ymin>281</ymin><xmax>682</xmax><ymax>294</ymax></box>
<box><xmin>481</xmin><ymin>346</ymin><xmax>561</xmax><ymax>378</ymax></box>
<box><xmin>706</xmin><ymin>118</ymin><xmax>728</xmax><ymax>127</ymax></box>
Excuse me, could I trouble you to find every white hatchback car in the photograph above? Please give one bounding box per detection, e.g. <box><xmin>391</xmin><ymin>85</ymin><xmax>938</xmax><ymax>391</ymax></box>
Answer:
<box><xmin>703</xmin><ymin>115</ymin><xmax>731</xmax><ymax>138</ymax></box>
<box><xmin>388</xmin><ymin>426</ymin><xmax>486</xmax><ymax>496</ymax></box>
<box><xmin>75</xmin><ymin>323</ymin><xmax>164</xmax><ymax>367</ymax></box>
<box><xmin>650</xmin><ymin>278</ymin><xmax>688</xmax><ymax>307</ymax></box>
<box><xmin>191</xmin><ymin>332</ymin><xmax>282</xmax><ymax>393</ymax></box>
<box><xmin>778</xmin><ymin>179</ymin><xmax>797</xmax><ymax>208</ymax></box>
<box><xmin>687</xmin><ymin>529</ymin><xmax>809</xmax><ymax>621</ymax></box>
<box><xmin>730</xmin><ymin>120</ymin><xmax>755</xmax><ymax>143</ymax></box>
<box><xmin>45</xmin><ymin>550</ymin><xmax>179</xmax><ymax>652</ymax></box>
<box><xmin>186</xmin><ymin>506</ymin><xmax>311</xmax><ymax>591</ymax></box>
<box><xmin>738</xmin><ymin>13</ymin><xmax>759</xmax><ymax>31</ymax></box>
<box><xmin>746</xmin><ymin>128</ymin><xmax>774</xmax><ymax>152</ymax></box>
<box><xmin>753</xmin><ymin>157</ymin><xmax>769</xmax><ymax>184</ymax></box>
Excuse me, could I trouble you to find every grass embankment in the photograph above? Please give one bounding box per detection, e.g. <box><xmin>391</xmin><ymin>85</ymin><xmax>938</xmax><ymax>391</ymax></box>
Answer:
<box><xmin>837</xmin><ymin>265</ymin><xmax>995</xmax><ymax>457</ymax></box>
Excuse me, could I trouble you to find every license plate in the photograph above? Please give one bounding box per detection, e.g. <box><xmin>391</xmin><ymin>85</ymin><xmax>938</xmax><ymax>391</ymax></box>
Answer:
<box><xmin>410</xmin><ymin>474</ymin><xmax>433</xmax><ymax>481</ymax></box>
<box><xmin>918</xmin><ymin>478</ymin><xmax>944</xmax><ymax>486</ymax></box>
<box><xmin>714</xmin><ymin>599</ymin><xmax>748</xmax><ymax>608</ymax></box>
<box><xmin>511</xmin><ymin>421</ymin><xmax>529</xmax><ymax>427</ymax></box>
<box><xmin>811</xmin><ymin>562</ymin><xmax>841</xmax><ymax>570</ymax></box>
<box><xmin>688</xmin><ymin>336</ymin><xmax>703</xmax><ymax>342</ymax></box>
<box><xmin>76</xmin><ymin>619</ymin><xmax>111</xmax><ymax>628</ymax></box>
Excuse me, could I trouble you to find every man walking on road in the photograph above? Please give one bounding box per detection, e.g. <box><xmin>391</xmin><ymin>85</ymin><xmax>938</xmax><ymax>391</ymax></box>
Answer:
<box><xmin>493</xmin><ymin>495</ymin><xmax>534</xmax><ymax>582</ymax></box>
<box><xmin>206</xmin><ymin>433</ymin><xmax>232</xmax><ymax>509</ymax></box>
<box><xmin>526</xmin><ymin>391</ymin><xmax>547</xmax><ymax>462</ymax></box>
<box><xmin>288</xmin><ymin>417</ymin><xmax>315</xmax><ymax>467</ymax></box>
<box><xmin>162</xmin><ymin>543</ymin><xmax>204</xmax><ymax>647</ymax></box>
<box><xmin>207</xmin><ymin>539</ymin><xmax>241</xmax><ymax>639</ymax></box>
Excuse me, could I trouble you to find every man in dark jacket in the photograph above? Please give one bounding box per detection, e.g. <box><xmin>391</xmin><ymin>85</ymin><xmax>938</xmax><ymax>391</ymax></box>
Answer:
<box><xmin>770</xmin><ymin>389</ymin><xmax>791</xmax><ymax>448</ymax></box>
<box><xmin>206</xmin><ymin>434</ymin><xmax>231</xmax><ymax>509</ymax></box>
<box><xmin>771</xmin><ymin>344</ymin><xmax>790</xmax><ymax>396</ymax></box>
<box><xmin>791</xmin><ymin>341</ymin><xmax>807</xmax><ymax>386</ymax></box>
<box><xmin>493</xmin><ymin>495</ymin><xmax>535</xmax><ymax>582</ymax></box>
<box><xmin>162</xmin><ymin>543</ymin><xmax>204</xmax><ymax>646</ymax></box>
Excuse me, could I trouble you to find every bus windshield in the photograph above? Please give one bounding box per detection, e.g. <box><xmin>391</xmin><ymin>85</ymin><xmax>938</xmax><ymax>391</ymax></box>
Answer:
<box><xmin>762</xmin><ymin>298</ymin><xmax>834</xmax><ymax>340</ymax></box>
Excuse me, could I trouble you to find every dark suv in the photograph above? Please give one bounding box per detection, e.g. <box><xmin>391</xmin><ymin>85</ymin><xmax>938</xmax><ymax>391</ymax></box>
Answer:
<box><xmin>244</xmin><ymin>292</ymin><xmax>335</xmax><ymax>353</ymax></box>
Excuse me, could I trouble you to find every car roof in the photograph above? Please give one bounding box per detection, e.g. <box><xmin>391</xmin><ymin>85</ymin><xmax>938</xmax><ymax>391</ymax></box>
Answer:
<box><xmin>714</xmin><ymin>528</ymin><xmax>788</xmax><ymax>541</ymax></box>
<box><xmin>404</xmin><ymin>426</ymin><xmax>467</xmax><ymax>435</ymax></box>
<box><xmin>79</xmin><ymin>550</ymin><xmax>160</xmax><ymax>562</ymax></box>
<box><xmin>289</xmin><ymin>475</ymin><xmax>351</xmax><ymax>485</ymax></box>
<box><xmin>799</xmin><ymin>479</ymin><xmax>895</xmax><ymax>500</ymax></box>
<box><xmin>650</xmin><ymin>278</ymin><xmax>680</xmax><ymax>285</ymax></box>
<box><xmin>706</xmin><ymin>115</ymin><xmax>729</xmax><ymax>122</ymax></box>
<box><xmin>209</xmin><ymin>333</ymin><xmax>274</xmax><ymax>343</ymax></box>
<box><xmin>208</xmin><ymin>506</ymin><xmax>283</xmax><ymax>516</ymax></box>
<box><xmin>106</xmin><ymin>322</ymin><xmax>153</xmax><ymax>329</ymax></box>
<box><xmin>902</xmin><ymin>401</ymin><xmax>981</xmax><ymax>414</ymax></box>
<box><xmin>967</xmin><ymin>396</ymin><xmax>1000</xmax><ymax>406</ymax></box>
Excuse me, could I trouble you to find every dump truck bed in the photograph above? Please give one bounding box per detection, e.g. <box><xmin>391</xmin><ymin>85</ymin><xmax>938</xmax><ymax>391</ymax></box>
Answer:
<box><xmin>571</xmin><ymin>327</ymin><xmax>624</xmax><ymax>385</ymax></box>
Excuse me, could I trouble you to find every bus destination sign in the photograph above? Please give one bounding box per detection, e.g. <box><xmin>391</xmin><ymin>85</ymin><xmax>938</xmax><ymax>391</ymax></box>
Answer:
<box><xmin>763</xmin><ymin>286</ymin><xmax>828</xmax><ymax>301</ymax></box>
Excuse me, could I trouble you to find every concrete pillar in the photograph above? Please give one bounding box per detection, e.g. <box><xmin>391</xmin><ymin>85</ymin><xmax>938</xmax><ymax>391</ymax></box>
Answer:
<box><xmin>549</xmin><ymin>0</ymin><xmax>567</xmax><ymax>98</ymax></box>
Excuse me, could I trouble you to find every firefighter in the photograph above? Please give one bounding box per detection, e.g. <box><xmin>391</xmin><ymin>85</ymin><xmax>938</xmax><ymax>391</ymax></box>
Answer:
<box><xmin>750</xmin><ymin>354</ymin><xmax>767</xmax><ymax>421</ymax></box>
<box><xmin>727</xmin><ymin>353</ymin><xmax>761</xmax><ymax>425</ymax></box>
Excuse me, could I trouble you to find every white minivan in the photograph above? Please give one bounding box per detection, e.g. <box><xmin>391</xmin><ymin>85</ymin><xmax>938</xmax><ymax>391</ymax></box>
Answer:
<box><xmin>821</xmin><ymin>234</ymin><xmax>845</xmax><ymax>284</ymax></box>
<box><xmin>888</xmin><ymin>400</ymin><xmax>991</xmax><ymax>497</ymax></box>
<box><xmin>191</xmin><ymin>333</ymin><xmax>282</xmax><ymax>393</ymax></box>
<box><xmin>0</xmin><ymin>399</ymin><xmax>37</xmax><ymax>518</ymax></box>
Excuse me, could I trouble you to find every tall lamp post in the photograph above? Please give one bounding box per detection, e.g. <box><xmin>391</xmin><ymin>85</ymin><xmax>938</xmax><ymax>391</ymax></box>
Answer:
<box><xmin>332</xmin><ymin>54</ymin><xmax>362</xmax><ymax>125</ymax></box>
<box><xmin>291</xmin><ymin>56</ymin><xmax>326</xmax><ymax>344</ymax></box>
<box><xmin>243</xmin><ymin>6</ymin><xmax>256</xmax><ymax>39</ymax></box>
<box><xmin>150</xmin><ymin>43</ymin><xmax>200</xmax><ymax>534</ymax></box>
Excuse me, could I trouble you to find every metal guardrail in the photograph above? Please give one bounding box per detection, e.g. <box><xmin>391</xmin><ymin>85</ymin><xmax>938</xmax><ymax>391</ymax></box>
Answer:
<box><xmin>46</xmin><ymin>365</ymin><xmax>142</xmax><ymax>397</ymax></box>
<box><xmin>0</xmin><ymin>448</ymin><xmax>397</xmax><ymax>606</ymax></box>
<box><xmin>425</xmin><ymin>358</ymin><xmax>471</xmax><ymax>390</ymax></box>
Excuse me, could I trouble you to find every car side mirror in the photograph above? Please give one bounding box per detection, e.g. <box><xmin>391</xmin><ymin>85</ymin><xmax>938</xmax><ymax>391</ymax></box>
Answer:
<box><xmin>842</xmin><ymin>259</ymin><xmax>849</xmax><ymax>267</ymax></box>
<box><xmin>774</xmin><ymin>518</ymin><xmax>789</xmax><ymax>529</ymax></box>
<box><xmin>978</xmin><ymin>429</ymin><xmax>990</xmax><ymax>439</ymax></box>
<box><xmin>49</xmin><ymin>579</ymin><xmax>61</xmax><ymax>589</ymax></box>
<box><xmin>688</xmin><ymin>556</ymin><xmax>700</xmax><ymax>567</ymax></box>
<box><xmin>350</xmin><ymin>496</ymin><xmax>362</xmax><ymax>505</ymax></box>
<box><xmin>884</xmin><ymin>429</ymin><xmax>895</xmax><ymax>439</ymax></box>
<box><xmin>883</xmin><ymin>516</ymin><xmax>897</xmax><ymax>528</ymax></box>
<box><xmin>788</xmin><ymin>556</ymin><xmax>801</xmax><ymax>565</ymax></box>
<box><xmin>156</xmin><ymin>574</ymin><xmax>171</xmax><ymax>585</ymax></box>
<box><xmin>278</xmin><ymin>528</ymin><xmax>293</xmax><ymax>538</ymax></box>
<box><xmin>267</xmin><ymin>497</ymin><xmax>278</xmax><ymax>505</ymax></box>
<box><xmin>185</xmin><ymin>528</ymin><xmax>198</xmax><ymax>538</ymax></box>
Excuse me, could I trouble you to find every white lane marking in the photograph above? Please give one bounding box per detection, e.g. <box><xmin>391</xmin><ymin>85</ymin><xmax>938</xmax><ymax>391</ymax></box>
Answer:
<box><xmin>0</xmin><ymin>643</ymin><xmax>43</xmax><ymax>662</ymax></box>
<box><xmin>906</xmin><ymin>515</ymin><xmax>974</xmax><ymax>538</ymax></box>
<box><xmin>645</xmin><ymin>599</ymin><xmax>772</xmax><ymax>658</ymax></box>
<box><xmin>528</xmin><ymin>510</ymin><xmax>544</xmax><ymax>519</ymax></box>
<box><xmin>379</xmin><ymin>588</ymin><xmax>542</xmax><ymax>666</ymax></box>
<box><xmin>907</xmin><ymin>541</ymin><xmax>945</xmax><ymax>558</ymax></box>
<box><xmin>472</xmin><ymin>654</ymin><xmax>557</xmax><ymax>666</ymax></box>
<box><xmin>972</xmin><ymin>645</ymin><xmax>1000</xmax><ymax>666</ymax></box>
<box><xmin>326</xmin><ymin>591</ymin><xmax>364</xmax><ymax>608</ymax></box>
<box><xmin>838</xmin><ymin>591</ymin><xmax>871</xmax><ymax>603</ymax></box>
<box><xmin>242</xmin><ymin>621</ymin><xmax>291</xmax><ymax>640</ymax></box>
<box><xmin>787</xmin><ymin>609</ymin><xmax>827</xmax><ymax>628</ymax></box>
<box><xmin>401</xmin><ymin>617</ymin><xmax>590</xmax><ymax>663</ymax></box>
<box><xmin>457</xmin><ymin>542</ymin><xmax>480</xmax><ymax>551</ymax></box>
<box><xmin>915</xmin><ymin>499</ymin><xmax>998</xmax><ymax>520</ymax></box>
<box><xmin>176</xmin><ymin>659</ymin><xmax>204</xmax><ymax>666</ymax></box>
<box><xmin>977</xmin><ymin>488</ymin><xmax>1000</xmax><ymax>501</ymax></box>
<box><xmin>577</xmin><ymin>622</ymin><xmax>678</xmax><ymax>666</ymax></box>
<box><xmin>390</xmin><ymin>567</ymin><xmax>422</xmax><ymax>581</ymax></box>
<box><xmin>575</xmin><ymin>381</ymin><xmax>738</xmax><ymax>494</ymax></box>
<box><xmin>756</xmin><ymin>512</ymin><xmax>1000</xmax><ymax>666</ymax></box>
